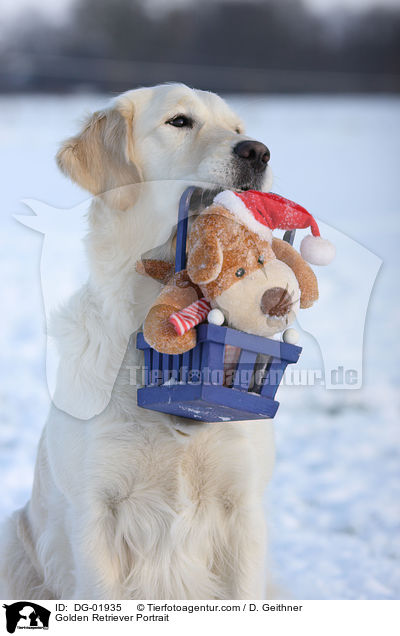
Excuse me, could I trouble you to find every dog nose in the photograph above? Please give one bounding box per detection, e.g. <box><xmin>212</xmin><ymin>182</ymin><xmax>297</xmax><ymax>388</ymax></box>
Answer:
<box><xmin>260</xmin><ymin>287</ymin><xmax>292</xmax><ymax>317</ymax></box>
<box><xmin>233</xmin><ymin>140</ymin><xmax>270</xmax><ymax>169</ymax></box>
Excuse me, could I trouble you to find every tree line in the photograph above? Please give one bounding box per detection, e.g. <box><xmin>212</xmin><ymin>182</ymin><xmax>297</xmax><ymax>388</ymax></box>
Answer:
<box><xmin>1</xmin><ymin>0</ymin><xmax>399</xmax><ymax>93</ymax></box>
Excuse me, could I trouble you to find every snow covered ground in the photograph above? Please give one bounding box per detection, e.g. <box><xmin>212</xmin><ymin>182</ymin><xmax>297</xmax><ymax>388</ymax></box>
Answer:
<box><xmin>0</xmin><ymin>92</ymin><xmax>399</xmax><ymax>599</ymax></box>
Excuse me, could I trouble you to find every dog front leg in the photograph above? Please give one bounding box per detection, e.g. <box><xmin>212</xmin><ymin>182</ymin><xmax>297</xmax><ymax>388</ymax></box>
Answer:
<box><xmin>226</xmin><ymin>505</ymin><xmax>267</xmax><ymax>599</ymax></box>
<box><xmin>70</xmin><ymin>503</ymin><xmax>127</xmax><ymax>599</ymax></box>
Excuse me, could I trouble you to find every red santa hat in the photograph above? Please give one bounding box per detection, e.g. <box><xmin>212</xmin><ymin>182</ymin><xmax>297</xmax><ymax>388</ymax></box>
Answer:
<box><xmin>214</xmin><ymin>190</ymin><xmax>335</xmax><ymax>266</ymax></box>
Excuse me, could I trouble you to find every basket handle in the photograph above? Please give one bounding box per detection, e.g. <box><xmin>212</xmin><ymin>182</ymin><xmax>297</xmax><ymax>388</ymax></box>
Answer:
<box><xmin>283</xmin><ymin>229</ymin><xmax>296</xmax><ymax>245</ymax></box>
<box><xmin>175</xmin><ymin>186</ymin><xmax>197</xmax><ymax>273</ymax></box>
<box><xmin>175</xmin><ymin>187</ymin><xmax>296</xmax><ymax>272</ymax></box>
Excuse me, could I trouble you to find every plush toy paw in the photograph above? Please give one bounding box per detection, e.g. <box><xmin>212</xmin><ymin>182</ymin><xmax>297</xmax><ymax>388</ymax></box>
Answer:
<box><xmin>143</xmin><ymin>304</ymin><xmax>197</xmax><ymax>354</ymax></box>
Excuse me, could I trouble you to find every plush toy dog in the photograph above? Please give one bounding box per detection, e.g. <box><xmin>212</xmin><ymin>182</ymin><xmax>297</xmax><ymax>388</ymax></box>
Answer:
<box><xmin>140</xmin><ymin>190</ymin><xmax>334</xmax><ymax>354</ymax></box>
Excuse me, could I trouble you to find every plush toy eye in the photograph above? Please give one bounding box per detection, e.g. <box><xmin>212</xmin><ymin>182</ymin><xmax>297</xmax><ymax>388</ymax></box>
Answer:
<box><xmin>166</xmin><ymin>115</ymin><xmax>194</xmax><ymax>128</ymax></box>
<box><xmin>235</xmin><ymin>268</ymin><xmax>245</xmax><ymax>277</ymax></box>
<box><xmin>258</xmin><ymin>255</ymin><xmax>264</xmax><ymax>265</ymax></box>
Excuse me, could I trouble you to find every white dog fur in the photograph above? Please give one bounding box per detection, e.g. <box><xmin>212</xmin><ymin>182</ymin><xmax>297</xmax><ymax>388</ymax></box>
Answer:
<box><xmin>0</xmin><ymin>83</ymin><xmax>276</xmax><ymax>599</ymax></box>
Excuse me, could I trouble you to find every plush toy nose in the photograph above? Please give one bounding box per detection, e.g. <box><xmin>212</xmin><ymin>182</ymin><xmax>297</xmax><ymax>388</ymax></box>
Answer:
<box><xmin>233</xmin><ymin>140</ymin><xmax>270</xmax><ymax>169</ymax></box>
<box><xmin>260</xmin><ymin>287</ymin><xmax>292</xmax><ymax>317</ymax></box>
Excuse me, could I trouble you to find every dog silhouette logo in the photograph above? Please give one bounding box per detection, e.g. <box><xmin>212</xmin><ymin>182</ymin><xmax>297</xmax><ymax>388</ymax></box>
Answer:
<box><xmin>2</xmin><ymin>602</ymin><xmax>50</xmax><ymax>633</ymax></box>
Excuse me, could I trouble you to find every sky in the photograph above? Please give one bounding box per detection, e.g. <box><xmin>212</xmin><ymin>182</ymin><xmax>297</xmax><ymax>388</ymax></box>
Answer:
<box><xmin>1</xmin><ymin>0</ymin><xmax>399</xmax><ymax>22</ymax></box>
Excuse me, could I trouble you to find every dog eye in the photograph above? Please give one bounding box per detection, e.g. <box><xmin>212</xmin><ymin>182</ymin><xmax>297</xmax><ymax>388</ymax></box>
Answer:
<box><xmin>258</xmin><ymin>256</ymin><xmax>264</xmax><ymax>265</ymax></box>
<box><xmin>235</xmin><ymin>128</ymin><xmax>241</xmax><ymax>134</ymax></box>
<box><xmin>235</xmin><ymin>268</ymin><xmax>245</xmax><ymax>277</ymax></box>
<box><xmin>166</xmin><ymin>115</ymin><xmax>194</xmax><ymax>128</ymax></box>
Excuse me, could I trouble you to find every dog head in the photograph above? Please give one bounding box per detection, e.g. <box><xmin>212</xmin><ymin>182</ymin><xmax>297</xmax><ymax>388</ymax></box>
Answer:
<box><xmin>56</xmin><ymin>83</ymin><xmax>272</xmax><ymax>210</ymax></box>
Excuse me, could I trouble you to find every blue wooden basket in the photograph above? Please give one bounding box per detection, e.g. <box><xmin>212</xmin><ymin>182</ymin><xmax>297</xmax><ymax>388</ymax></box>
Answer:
<box><xmin>136</xmin><ymin>187</ymin><xmax>302</xmax><ymax>422</ymax></box>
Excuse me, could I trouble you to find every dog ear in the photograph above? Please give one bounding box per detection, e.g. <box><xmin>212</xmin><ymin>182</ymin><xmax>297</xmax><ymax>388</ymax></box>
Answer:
<box><xmin>56</xmin><ymin>105</ymin><xmax>142</xmax><ymax>210</ymax></box>
<box><xmin>272</xmin><ymin>237</ymin><xmax>319</xmax><ymax>308</ymax></box>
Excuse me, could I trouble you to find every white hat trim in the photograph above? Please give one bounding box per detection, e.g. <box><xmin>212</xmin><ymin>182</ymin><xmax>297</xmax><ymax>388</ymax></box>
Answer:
<box><xmin>214</xmin><ymin>191</ymin><xmax>272</xmax><ymax>242</ymax></box>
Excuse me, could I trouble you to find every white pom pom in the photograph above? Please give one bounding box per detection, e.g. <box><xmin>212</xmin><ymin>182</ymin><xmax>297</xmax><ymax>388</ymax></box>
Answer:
<box><xmin>283</xmin><ymin>328</ymin><xmax>299</xmax><ymax>345</ymax></box>
<box><xmin>300</xmin><ymin>235</ymin><xmax>335</xmax><ymax>266</ymax></box>
<box><xmin>208</xmin><ymin>308</ymin><xmax>225</xmax><ymax>326</ymax></box>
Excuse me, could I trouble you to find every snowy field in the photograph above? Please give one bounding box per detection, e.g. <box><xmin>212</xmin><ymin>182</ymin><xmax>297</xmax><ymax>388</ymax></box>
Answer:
<box><xmin>0</xmin><ymin>92</ymin><xmax>399</xmax><ymax>599</ymax></box>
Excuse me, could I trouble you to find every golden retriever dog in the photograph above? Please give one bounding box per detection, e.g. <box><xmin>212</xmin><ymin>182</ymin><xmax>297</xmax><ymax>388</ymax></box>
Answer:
<box><xmin>0</xmin><ymin>83</ymin><xmax>276</xmax><ymax>599</ymax></box>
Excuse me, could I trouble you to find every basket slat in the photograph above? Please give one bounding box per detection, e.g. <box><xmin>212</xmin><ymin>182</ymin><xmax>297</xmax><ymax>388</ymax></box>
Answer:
<box><xmin>201</xmin><ymin>341</ymin><xmax>225</xmax><ymax>386</ymax></box>
<box><xmin>143</xmin><ymin>347</ymin><xmax>150</xmax><ymax>386</ymax></box>
<box><xmin>233</xmin><ymin>349</ymin><xmax>258</xmax><ymax>390</ymax></box>
<box><xmin>181</xmin><ymin>350</ymin><xmax>191</xmax><ymax>382</ymax></box>
<box><xmin>191</xmin><ymin>344</ymin><xmax>201</xmax><ymax>373</ymax></box>
<box><xmin>151</xmin><ymin>350</ymin><xmax>161</xmax><ymax>385</ymax></box>
<box><xmin>260</xmin><ymin>358</ymin><xmax>289</xmax><ymax>399</ymax></box>
<box><xmin>172</xmin><ymin>353</ymin><xmax>181</xmax><ymax>383</ymax></box>
<box><xmin>162</xmin><ymin>353</ymin><xmax>171</xmax><ymax>384</ymax></box>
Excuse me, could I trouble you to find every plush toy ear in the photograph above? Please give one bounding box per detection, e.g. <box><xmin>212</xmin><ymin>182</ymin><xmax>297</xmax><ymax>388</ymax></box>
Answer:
<box><xmin>272</xmin><ymin>238</ymin><xmax>319</xmax><ymax>308</ymax></box>
<box><xmin>56</xmin><ymin>105</ymin><xmax>142</xmax><ymax>210</ymax></box>
<box><xmin>136</xmin><ymin>259</ymin><xmax>174</xmax><ymax>284</ymax></box>
<box><xmin>187</xmin><ymin>213</ymin><xmax>223</xmax><ymax>284</ymax></box>
<box><xmin>187</xmin><ymin>236</ymin><xmax>223</xmax><ymax>285</ymax></box>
